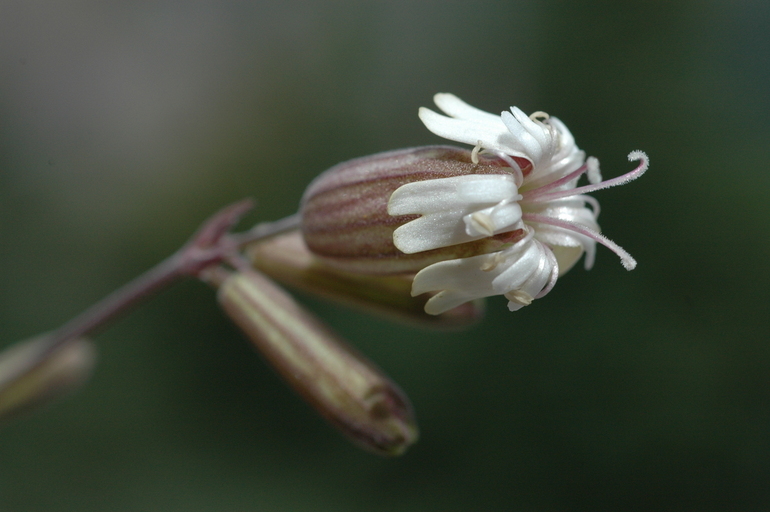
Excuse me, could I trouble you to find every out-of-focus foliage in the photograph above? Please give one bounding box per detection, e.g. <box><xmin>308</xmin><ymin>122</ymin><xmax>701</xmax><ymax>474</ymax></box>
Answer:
<box><xmin>1</xmin><ymin>0</ymin><xmax>768</xmax><ymax>510</ymax></box>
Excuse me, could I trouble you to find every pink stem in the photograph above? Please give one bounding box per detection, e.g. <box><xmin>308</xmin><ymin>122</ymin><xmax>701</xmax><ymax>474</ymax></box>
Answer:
<box><xmin>36</xmin><ymin>200</ymin><xmax>300</xmax><ymax>362</ymax></box>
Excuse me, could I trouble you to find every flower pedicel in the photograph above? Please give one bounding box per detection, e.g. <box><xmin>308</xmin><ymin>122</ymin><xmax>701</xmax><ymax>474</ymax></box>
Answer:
<box><xmin>299</xmin><ymin>93</ymin><xmax>648</xmax><ymax>314</ymax></box>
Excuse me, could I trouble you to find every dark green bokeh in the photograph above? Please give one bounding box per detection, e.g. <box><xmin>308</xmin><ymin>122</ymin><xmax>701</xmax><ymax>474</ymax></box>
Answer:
<box><xmin>1</xmin><ymin>1</ymin><xmax>768</xmax><ymax>510</ymax></box>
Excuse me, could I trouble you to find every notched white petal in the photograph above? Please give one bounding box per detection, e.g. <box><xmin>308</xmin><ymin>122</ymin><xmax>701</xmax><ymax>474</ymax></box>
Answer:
<box><xmin>499</xmin><ymin>109</ymin><xmax>561</xmax><ymax>168</ymax></box>
<box><xmin>412</xmin><ymin>235</ymin><xmax>556</xmax><ymax>315</ymax></box>
<box><xmin>492</xmin><ymin>240</ymin><xmax>555</xmax><ymax>311</ymax></box>
<box><xmin>418</xmin><ymin>107</ymin><xmax>511</xmax><ymax>153</ymax></box>
<box><xmin>389</xmin><ymin>175</ymin><xmax>523</xmax><ymax>254</ymax></box>
<box><xmin>462</xmin><ymin>201</ymin><xmax>522</xmax><ymax>237</ymax></box>
<box><xmin>433</xmin><ymin>93</ymin><xmax>502</xmax><ymax>123</ymax></box>
<box><xmin>412</xmin><ymin>254</ymin><xmax>499</xmax><ymax>315</ymax></box>
<box><xmin>419</xmin><ymin>96</ymin><xmax>563</xmax><ymax>164</ymax></box>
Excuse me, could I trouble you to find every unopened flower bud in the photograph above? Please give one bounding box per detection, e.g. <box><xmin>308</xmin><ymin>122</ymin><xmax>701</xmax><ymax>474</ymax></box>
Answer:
<box><xmin>0</xmin><ymin>336</ymin><xmax>96</xmax><ymax>422</ymax></box>
<box><xmin>216</xmin><ymin>269</ymin><xmax>418</xmax><ymax>456</ymax></box>
<box><xmin>246</xmin><ymin>230</ymin><xmax>484</xmax><ymax>328</ymax></box>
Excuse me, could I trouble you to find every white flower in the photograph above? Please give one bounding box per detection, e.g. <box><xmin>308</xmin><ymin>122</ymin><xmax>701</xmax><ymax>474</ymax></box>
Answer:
<box><xmin>391</xmin><ymin>93</ymin><xmax>647</xmax><ymax>314</ymax></box>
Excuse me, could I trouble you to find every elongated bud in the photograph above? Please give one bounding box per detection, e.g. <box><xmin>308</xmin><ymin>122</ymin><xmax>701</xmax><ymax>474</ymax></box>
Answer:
<box><xmin>216</xmin><ymin>269</ymin><xmax>418</xmax><ymax>456</ymax></box>
<box><xmin>301</xmin><ymin>145</ymin><xmax>526</xmax><ymax>275</ymax></box>
<box><xmin>0</xmin><ymin>336</ymin><xmax>96</xmax><ymax>422</ymax></box>
<box><xmin>246</xmin><ymin>230</ymin><xmax>484</xmax><ymax>328</ymax></box>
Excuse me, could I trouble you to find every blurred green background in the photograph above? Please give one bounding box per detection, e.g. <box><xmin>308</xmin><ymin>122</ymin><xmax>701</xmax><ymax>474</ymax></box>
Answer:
<box><xmin>1</xmin><ymin>0</ymin><xmax>769</xmax><ymax>510</ymax></box>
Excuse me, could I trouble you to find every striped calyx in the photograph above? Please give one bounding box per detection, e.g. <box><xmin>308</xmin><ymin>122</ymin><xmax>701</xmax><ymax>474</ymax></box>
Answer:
<box><xmin>300</xmin><ymin>145</ymin><xmax>530</xmax><ymax>275</ymax></box>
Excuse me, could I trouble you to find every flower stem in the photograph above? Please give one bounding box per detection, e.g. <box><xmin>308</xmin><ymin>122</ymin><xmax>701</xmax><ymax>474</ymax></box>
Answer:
<box><xmin>33</xmin><ymin>200</ymin><xmax>301</xmax><ymax>362</ymax></box>
<box><xmin>49</xmin><ymin>253</ymin><xmax>185</xmax><ymax>348</ymax></box>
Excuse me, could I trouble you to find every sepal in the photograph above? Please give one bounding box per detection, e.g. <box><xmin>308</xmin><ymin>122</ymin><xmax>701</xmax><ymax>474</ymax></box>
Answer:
<box><xmin>247</xmin><ymin>230</ymin><xmax>484</xmax><ymax>329</ymax></box>
<box><xmin>300</xmin><ymin>146</ymin><xmax>525</xmax><ymax>274</ymax></box>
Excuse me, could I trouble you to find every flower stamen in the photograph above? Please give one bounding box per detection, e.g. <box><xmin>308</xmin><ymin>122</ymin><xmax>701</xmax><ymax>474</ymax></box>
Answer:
<box><xmin>504</xmin><ymin>290</ymin><xmax>533</xmax><ymax>307</ymax></box>
<box><xmin>471</xmin><ymin>141</ymin><xmax>483</xmax><ymax>164</ymax></box>
<box><xmin>479</xmin><ymin>251</ymin><xmax>504</xmax><ymax>272</ymax></box>
<box><xmin>480</xmin><ymin>229</ymin><xmax>535</xmax><ymax>274</ymax></box>
<box><xmin>467</xmin><ymin>212</ymin><xmax>495</xmax><ymax>237</ymax></box>
<box><xmin>479</xmin><ymin>148</ymin><xmax>524</xmax><ymax>187</ymax></box>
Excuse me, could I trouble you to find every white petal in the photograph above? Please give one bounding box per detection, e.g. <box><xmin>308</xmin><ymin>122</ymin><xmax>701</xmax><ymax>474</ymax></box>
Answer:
<box><xmin>520</xmin><ymin>116</ymin><xmax>585</xmax><ymax>188</ymax></box>
<box><xmin>463</xmin><ymin>201</ymin><xmax>522</xmax><ymax>237</ymax></box>
<box><xmin>412</xmin><ymin>253</ymin><xmax>500</xmax><ymax>314</ymax></box>
<box><xmin>497</xmin><ymin>241</ymin><xmax>554</xmax><ymax>311</ymax></box>
<box><xmin>412</xmin><ymin>235</ymin><xmax>557</xmax><ymax>315</ymax></box>
<box><xmin>510</xmin><ymin>107</ymin><xmax>553</xmax><ymax>150</ymax></box>
<box><xmin>526</xmin><ymin>199</ymin><xmax>599</xmax><ymax>272</ymax></box>
<box><xmin>393</xmin><ymin>211</ymin><xmax>482</xmax><ymax>254</ymax></box>
<box><xmin>549</xmin><ymin>245</ymin><xmax>585</xmax><ymax>275</ymax></box>
<box><xmin>491</xmin><ymin>244</ymin><xmax>543</xmax><ymax>294</ymax></box>
<box><xmin>548</xmin><ymin>117</ymin><xmax>576</xmax><ymax>160</ymax></box>
<box><xmin>388</xmin><ymin>174</ymin><xmax>517</xmax><ymax>215</ymax></box>
<box><xmin>500</xmin><ymin>109</ymin><xmax>559</xmax><ymax>167</ymax></box>
<box><xmin>433</xmin><ymin>93</ymin><xmax>503</xmax><ymax>123</ymax></box>
<box><xmin>389</xmin><ymin>175</ymin><xmax>522</xmax><ymax>253</ymax></box>
<box><xmin>418</xmin><ymin>107</ymin><xmax>513</xmax><ymax>154</ymax></box>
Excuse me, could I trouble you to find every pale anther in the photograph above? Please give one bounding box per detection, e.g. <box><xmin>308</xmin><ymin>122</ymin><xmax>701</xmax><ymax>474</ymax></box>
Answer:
<box><xmin>479</xmin><ymin>148</ymin><xmax>524</xmax><ymax>188</ymax></box>
<box><xmin>480</xmin><ymin>252</ymin><xmax>505</xmax><ymax>272</ymax></box>
<box><xmin>469</xmin><ymin>212</ymin><xmax>495</xmax><ymax>237</ymax></box>
<box><xmin>471</xmin><ymin>141</ymin><xmax>483</xmax><ymax>164</ymax></box>
<box><xmin>505</xmin><ymin>290</ymin><xmax>534</xmax><ymax>306</ymax></box>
